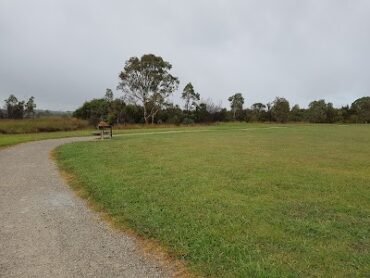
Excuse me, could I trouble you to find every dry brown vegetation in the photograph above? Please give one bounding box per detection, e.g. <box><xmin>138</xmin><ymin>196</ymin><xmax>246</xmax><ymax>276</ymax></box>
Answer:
<box><xmin>0</xmin><ymin>117</ymin><xmax>89</xmax><ymax>134</ymax></box>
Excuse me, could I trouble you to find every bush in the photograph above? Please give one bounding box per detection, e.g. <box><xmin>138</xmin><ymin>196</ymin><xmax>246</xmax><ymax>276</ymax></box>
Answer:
<box><xmin>167</xmin><ymin>115</ymin><xmax>181</xmax><ymax>125</ymax></box>
<box><xmin>182</xmin><ymin>117</ymin><xmax>195</xmax><ymax>125</ymax></box>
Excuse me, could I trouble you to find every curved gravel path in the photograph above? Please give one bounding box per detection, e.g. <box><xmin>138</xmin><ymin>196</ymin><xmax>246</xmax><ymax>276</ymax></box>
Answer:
<box><xmin>0</xmin><ymin>138</ymin><xmax>172</xmax><ymax>277</ymax></box>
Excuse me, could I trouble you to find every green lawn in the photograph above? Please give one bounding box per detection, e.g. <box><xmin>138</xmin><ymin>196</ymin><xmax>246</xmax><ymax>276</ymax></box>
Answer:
<box><xmin>55</xmin><ymin>124</ymin><xmax>370</xmax><ymax>277</ymax></box>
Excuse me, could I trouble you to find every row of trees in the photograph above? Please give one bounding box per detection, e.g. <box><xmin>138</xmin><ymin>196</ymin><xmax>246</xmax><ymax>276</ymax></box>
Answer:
<box><xmin>74</xmin><ymin>89</ymin><xmax>370</xmax><ymax>125</ymax></box>
<box><xmin>1</xmin><ymin>95</ymin><xmax>36</xmax><ymax>119</ymax></box>
<box><xmin>73</xmin><ymin>54</ymin><xmax>370</xmax><ymax>125</ymax></box>
<box><xmin>246</xmin><ymin>97</ymin><xmax>370</xmax><ymax>123</ymax></box>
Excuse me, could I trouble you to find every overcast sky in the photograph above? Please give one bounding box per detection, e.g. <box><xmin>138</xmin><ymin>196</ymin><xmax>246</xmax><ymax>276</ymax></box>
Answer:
<box><xmin>1</xmin><ymin>0</ymin><xmax>370</xmax><ymax>111</ymax></box>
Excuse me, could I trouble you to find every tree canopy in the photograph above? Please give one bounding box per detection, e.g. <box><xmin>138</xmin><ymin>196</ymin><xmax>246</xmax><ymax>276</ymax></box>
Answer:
<box><xmin>117</xmin><ymin>54</ymin><xmax>179</xmax><ymax>124</ymax></box>
<box><xmin>182</xmin><ymin>83</ymin><xmax>200</xmax><ymax>113</ymax></box>
<box><xmin>228</xmin><ymin>93</ymin><xmax>244</xmax><ymax>120</ymax></box>
<box><xmin>4</xmin><ymin>94</ymin><xmax>36</xmax><ymax>119</ymax></box>
<box><xmin>271</xmin><ymin>97</ymin><xmax>290</xmax><ymax>123</ymax></box>
<box><xmin>351</xmin><ymin>97</ymin><xmax>370</xmax><ymax>123</ymax></box>
<box><xmin>25</xmin><ymin>96</ymin><xmax>36</xmax><ymax>118</ymax></box>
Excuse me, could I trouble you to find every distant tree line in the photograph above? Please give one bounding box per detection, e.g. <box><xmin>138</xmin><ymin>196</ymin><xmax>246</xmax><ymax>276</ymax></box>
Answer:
<box><xmin>74</xmin><ymin>92</ymin><xmax>370</xmax><ymax>125</ymax></box>
<box><xmin>245</xmin><ymin>97</ymin><xmax>370</xmax><ymax>124</ymax></box>
<box><xmin>73</xmin><ymin>54</ymin><xmax>370</xmax><ymax>125</ymax></box>
<box><xmin>3</xmin><ymin>54</ymin><xmax>369</xmax><ymax>125</ymax></box>
<box><xmin>1</xmin><ymin>94</ymin><xmax>36</xmax><ymax>119</ymax></box>
<box><xmin>1</xmin><ymin>95</ymin><xmax>73</xmax><ymax>119</ymax></box>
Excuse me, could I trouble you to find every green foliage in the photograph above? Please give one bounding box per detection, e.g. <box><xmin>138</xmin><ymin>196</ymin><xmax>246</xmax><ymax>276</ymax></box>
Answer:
<box><xmin>25</xmin><ymin>96</ymin><xmax>36</xmax><ymax>118</ymax></box>
<box><xmin>182</xmin><ymin>117</ymin><xmax>194</xmax><ymax>125</ymax></box>
<box><xmin>56</xmin><ymin>124</ymin><xmax>370</xmax><ymax>277</ymax></box>
<box><xmin>194</xmin><ymin>103</ymin><xmax>210</xmax><ymax>122</ymax></box>
<box><xmin>308</xmin><ymin>99</ymin><xmax>342</xmax><ymax>123</ymax></box>
<box><xmin>351</xmin><ymin>97</ymin><xmax>370</xmax><ymax>123</ymax></box>
<box><xmin>182</xmin><ymin>82</ymin><xmax>200</xmax><ymax>115</ymax></box>
<box><xmin>73</xmin><ymin>98</ymin><xmax>109</xmax><ymax>125</ymax></box>
<box><xmin>325</xmin><ymin>102</ymin><xmax>340</xmax><ymax>123</ymax></box>
<box><xmin>72</xmin><ymin>93</ymin><xmax>370</xmax><ymax>125</ymax></box>
<box><xmin>228</xmin><ymin>92</ymin><xmax>244</xmax><ymax>120</ymax></box>
<box><xmin>5</xmin><ymin>94</ymin><xmax>25</xmax><ymax>119</ymax></box>
<box><xmin>122</xmin><ymin>104</ymin><xmax>144</xmax><ymax>123</ymax></box>
<box><xmin>157</xmin><ymin>104</ymin><xmax>183</xmax><ymax>124</ymax></box>
<box><xmin>4</xmin><ymin>94</ymin><xmax>37</xmax><ymax>119</ymax></box>
<box><xmin>117</xmin><ymin>54</ymin><xmax>179</xmax><ymax>124</ymax></box>
<box><xmin>308</xmin><ymin>100</ymin><xmax>329</xmax><ymax>123</ymax></box>
<box><xmin>250</xmin><ymin>103</ymin><xmax>267</xmax><ymax>122</ymax></box>
<box><xmin>289</xmin><ymin>104</ymin><xmax>305</xmax><ymax>122</ymax></box>
<box><xmin>271</xmin><ymin>97</ymin><xmax>290</xmax><ymax>123</ymax></box>
<box><xmin>104</xmin><ymin>88</ymin><xmax>114</xmax><ymax>103</ymax></box>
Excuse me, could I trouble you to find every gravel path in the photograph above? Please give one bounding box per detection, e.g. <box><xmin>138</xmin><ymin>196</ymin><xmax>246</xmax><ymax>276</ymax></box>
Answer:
<box><xmin>0</xmin><ymin>138</ymin><xmax>172</xmax><ymax>278</ymax></box>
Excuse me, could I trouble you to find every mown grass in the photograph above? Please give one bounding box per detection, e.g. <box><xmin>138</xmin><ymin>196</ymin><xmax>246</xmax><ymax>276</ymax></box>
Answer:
<box><xmin>55</xmin><ymin>124</ymin><xmax>370</xmax><ymax>276</ymax></box>
<box><xmin>55</xmin><ymin>123</ymin><xmax>370</xmax><ymax>277</ymax></box>
<box><xmin>0</xmin><ymin>117</ymin><xmax>89</xmax><ymax>134</ymax></box>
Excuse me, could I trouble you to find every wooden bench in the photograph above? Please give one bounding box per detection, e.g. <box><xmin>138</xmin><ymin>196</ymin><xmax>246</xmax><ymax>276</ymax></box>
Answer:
<box><xmin>95</xmin><ymin>121</ymin><xmax>113</xmax><ymax>139</ymax></box>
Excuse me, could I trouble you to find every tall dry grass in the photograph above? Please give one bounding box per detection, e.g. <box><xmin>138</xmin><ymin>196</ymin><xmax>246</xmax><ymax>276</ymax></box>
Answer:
<box><xmin>0</xmin><ymin>117</ymin><xmax>89</xmax><ymax>134</ymax></box>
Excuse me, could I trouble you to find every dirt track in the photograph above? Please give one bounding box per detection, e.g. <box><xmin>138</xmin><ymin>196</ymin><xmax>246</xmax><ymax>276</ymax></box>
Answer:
<box><xmin>0</xmin><ymin>138</ymin><xmax>171</xmax><ymax>277</ymax></box>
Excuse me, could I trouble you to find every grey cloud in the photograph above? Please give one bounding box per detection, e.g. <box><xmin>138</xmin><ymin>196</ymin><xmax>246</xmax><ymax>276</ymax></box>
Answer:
<box><xmin>1</xmin><ymin>0</ymin><xmax>369</xmax><ymax>110</ymax></box>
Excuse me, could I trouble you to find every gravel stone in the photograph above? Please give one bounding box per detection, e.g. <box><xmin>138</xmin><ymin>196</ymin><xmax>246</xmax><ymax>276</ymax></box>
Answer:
<box><xmin>0</xmin><ymin>138</ymin><xmax>172</xmax><ymax>277</ymax></box>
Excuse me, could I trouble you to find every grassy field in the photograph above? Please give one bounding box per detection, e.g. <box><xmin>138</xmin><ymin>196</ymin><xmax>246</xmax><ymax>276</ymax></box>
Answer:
<box><xmin>55</xmin><ymin>124</ymin><xmax>369</xmax><ymax>277</ymax></box>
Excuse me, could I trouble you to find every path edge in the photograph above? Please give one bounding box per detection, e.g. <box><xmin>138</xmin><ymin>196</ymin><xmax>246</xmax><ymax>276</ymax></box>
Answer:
<box><xmin>50</xmin><ymin>144</ymin><xmax>194</xmax><ymax>278</ymax></box>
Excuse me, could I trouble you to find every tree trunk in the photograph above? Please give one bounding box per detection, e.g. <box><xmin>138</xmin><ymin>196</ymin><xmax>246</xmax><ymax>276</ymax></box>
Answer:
<box><xmin>143</xmin><ymin>104</ymin><xmax>149</xmax><ymax>124</ymax></box>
